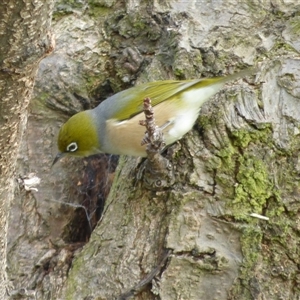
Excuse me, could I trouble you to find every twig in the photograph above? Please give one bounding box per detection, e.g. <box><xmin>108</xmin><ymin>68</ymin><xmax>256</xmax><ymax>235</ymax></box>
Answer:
<box><xmin>139</xmin><ymin>97</ymin><xmax>165</xmax><ymax>152</ymax></box>
<box><xmin>139</xmin><ymin>97</ymin><xmax>175</xmax><ymax>190</ymax></box>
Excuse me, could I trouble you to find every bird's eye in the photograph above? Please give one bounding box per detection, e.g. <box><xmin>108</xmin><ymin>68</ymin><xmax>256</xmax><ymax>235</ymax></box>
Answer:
<box><xmin>66</xmin><ymin>142</ymin><xmax>78</xmax><ymax>152</ymax></box>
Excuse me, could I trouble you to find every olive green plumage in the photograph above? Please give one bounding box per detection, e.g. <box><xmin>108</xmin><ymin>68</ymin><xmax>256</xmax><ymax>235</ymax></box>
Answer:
<box><xmin>54</xmin><ymin>69</ymin><xmax>253</xmax><ymax>163</ymax></box>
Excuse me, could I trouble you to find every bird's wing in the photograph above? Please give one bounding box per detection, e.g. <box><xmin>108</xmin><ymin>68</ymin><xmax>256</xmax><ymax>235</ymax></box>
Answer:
<box><xmin>103</xmin><ymin>67</ymin><xmax>254</xmax><ymax>121</ymax></box>
<box><xmin>110</xmin><ymin>78</ymin><xmax>218</xmax><ymax>121</ymax></box>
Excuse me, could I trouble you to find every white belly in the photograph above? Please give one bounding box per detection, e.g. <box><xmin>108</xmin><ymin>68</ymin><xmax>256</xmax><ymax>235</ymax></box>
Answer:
<box><xmin>163</xmin><ymin>109</ymin><xmax>199</xmax><ymax>145</ymax></box>
<box><xmin>163</xmin><ymin>83</ymin><xmax>222</xmax><ymax>144</ymax></box>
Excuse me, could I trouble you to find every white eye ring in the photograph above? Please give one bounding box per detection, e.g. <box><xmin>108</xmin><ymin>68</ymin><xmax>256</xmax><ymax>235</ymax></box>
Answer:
<box><xmin>67</xmin><ymin>142</ymin><xmax>78</xmax><ymax>152</ymax></box>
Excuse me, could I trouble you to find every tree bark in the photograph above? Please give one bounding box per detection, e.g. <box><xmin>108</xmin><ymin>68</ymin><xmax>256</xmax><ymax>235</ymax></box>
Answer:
<box><xmin>6</xmin><ymin>1</ymin><xmax>300</xmax><ymax>300</ymax></box>
<box><xmin>60</xmin><ymin>2</ymin><xmax>300</xmax><ymax>299</ymax></box>
<box><xmin>0</xmin><ymin>1</ymin><xmax>54</xmax><ymax>298</ymax></box>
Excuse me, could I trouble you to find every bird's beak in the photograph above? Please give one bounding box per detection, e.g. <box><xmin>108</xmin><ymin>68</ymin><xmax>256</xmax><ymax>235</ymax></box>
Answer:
<box><xmin>52</xmin><ymin>152</ymin><xmax>65</xmax><ymax>167</ymax></box>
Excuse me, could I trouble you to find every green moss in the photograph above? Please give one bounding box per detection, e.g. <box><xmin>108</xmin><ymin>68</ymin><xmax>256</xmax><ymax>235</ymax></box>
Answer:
<box><xmin>200</xmin><ymin>120</ymin><xmax>283</xmax><ymax>222</ymax></box>
<box><xmin>217</xmin><ymin>145</ymin><xmax>237</xmax><ymax>169</ymax></box>
<box><xmin>229</xmin><ymin>155</ymin><xmax>273</xmax><ymax>219</ymax></box>
<box><xmin>232</xmin><ymin>130</ymin><xmax>254</xmax><ymax>148</ymax></box>
<box><xmin>231</xmin><ymin>125</ymin><xmax>272</xmax><ymax>148</ymax></box>
<box><xmin>237</xmin><ymin>156</ymin><xmax>272</xmax><ymax>200</ymax></box>
<box><xmin>240</xmin><ymin>226</ymin><xmax>263</xmax><ymax>271</ymax></box>
<box><xmin>232</xmin><ymin>226</ymin><xmax>263</xmax><ymax>299</ymax></box>
<box><xmin>199</xmin><ymin>119</ymin><xmax>284</xmax><ymax>221</ymax></box>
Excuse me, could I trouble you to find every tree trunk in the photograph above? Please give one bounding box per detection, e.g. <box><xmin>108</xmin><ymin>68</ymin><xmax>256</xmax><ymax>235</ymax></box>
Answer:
<box><xmin>6</xmin><ymin>1</ymin><xmax>300</xmax><ymax>300</ymax></box>
<box><xmin>0</xmin><ymin>1</ymin><xmax>54</xmax><ymax>298</ymax></box>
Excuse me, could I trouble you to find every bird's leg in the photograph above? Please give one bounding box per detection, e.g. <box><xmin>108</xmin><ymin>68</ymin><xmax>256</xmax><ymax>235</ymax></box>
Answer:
<box><xmin>139</xmin><ymin>97</ymin><xmax>175</xmax><ymax>190</ymax></box>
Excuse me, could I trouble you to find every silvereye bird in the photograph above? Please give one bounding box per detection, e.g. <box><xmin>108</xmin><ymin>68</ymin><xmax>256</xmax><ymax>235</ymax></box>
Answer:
<box><xmin>53</xmin><ymin>69</ymin><xmax>253</xmax><ymax>163</ymax></box>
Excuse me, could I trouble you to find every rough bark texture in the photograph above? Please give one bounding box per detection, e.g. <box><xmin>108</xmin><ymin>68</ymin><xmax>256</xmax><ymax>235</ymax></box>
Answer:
<box><xmin>0</xmin><ymin>1</ymin><xmax>54</xmax><ymax>299</ymax></box>
<box><xmin>6</xmin><ymin>0</ymin><xmax>300</xmax><ymax>300</ymax></box>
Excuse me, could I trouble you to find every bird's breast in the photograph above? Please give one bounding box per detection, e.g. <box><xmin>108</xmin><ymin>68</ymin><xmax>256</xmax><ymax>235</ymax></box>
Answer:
<box><xmin>102</xmin><ymin>99</ymin><xmax>200</xmax><ymax>157</ymax></box>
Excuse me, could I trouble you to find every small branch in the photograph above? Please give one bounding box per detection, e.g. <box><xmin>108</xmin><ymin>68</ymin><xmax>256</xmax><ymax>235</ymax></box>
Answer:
<box><xmin>139</xmin><ymin>97</ymin><xmax>175</xmax><ymax>190</ymax></box>
<box><xmin>139</xmin><ymin>97</ymin><xmax>165</xmax><ymax>152</ymax></box>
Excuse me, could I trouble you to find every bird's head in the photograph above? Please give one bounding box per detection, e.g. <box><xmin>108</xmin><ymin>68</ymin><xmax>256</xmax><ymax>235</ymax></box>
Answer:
<box><xmin>53</xmin><ymin>111</ymin><xmax>100</xmax><ymax>165</ymax></box>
